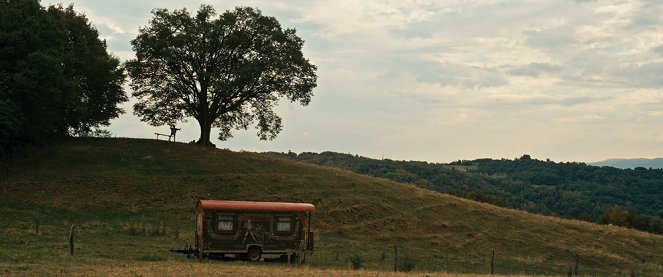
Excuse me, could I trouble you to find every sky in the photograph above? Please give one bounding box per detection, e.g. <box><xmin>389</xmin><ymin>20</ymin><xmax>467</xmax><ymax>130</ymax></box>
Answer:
<box><xmin>41</xmin><ymin>0</ymin><xmax>663</xmax><ymax>163</ymax></box>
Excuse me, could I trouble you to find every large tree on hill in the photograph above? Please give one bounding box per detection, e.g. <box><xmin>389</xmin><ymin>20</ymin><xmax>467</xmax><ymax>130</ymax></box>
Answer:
<box><xmin>0</xmin><ymin>0</ymin><xmax>126</xmax><ymax>158</ymax></box>
<box><xmin>126</xmin><ymin>6</ymin><xmax>317</xmax><ymax>146</ymax></box>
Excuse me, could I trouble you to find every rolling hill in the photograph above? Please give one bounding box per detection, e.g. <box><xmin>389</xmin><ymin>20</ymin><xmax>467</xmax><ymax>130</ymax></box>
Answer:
<box><xmin>1</xmin><ymin>138</ymin><xmax>662</xmax><ymax>276</ymax></box>
<box><xmin>264</xmin><ymin>151</ymin><xmax>663</xmax><ymax>234</ymax></box>
<box><xmin>591</xmin><ymin>158</ymin><xmax>663</xmax><ymax>169</ymax></box>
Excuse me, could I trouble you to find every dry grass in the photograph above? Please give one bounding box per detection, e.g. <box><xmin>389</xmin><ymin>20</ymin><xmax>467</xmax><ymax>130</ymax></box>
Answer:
<box><xmin>0</xmin><ymin>260</ymin><xmax>562</xmax><ymax>277</ymax></box>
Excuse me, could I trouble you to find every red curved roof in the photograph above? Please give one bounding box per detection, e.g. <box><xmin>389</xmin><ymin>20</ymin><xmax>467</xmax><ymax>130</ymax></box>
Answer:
<box><xmin>197</xmin><ymin>200</ymin><xmax>315</xmax><ymax>212</ymax></box>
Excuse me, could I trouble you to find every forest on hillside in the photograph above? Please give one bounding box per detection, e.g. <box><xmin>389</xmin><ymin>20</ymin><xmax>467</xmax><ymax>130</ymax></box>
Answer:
<box><xmin>263</xmin><ymin>152</ymin><xmax>663</xmax><ymax>234</ymax></box>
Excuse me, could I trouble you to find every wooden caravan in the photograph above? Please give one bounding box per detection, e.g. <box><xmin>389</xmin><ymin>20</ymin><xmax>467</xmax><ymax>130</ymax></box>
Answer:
<box><xmin>195</xmin><ymin>200</ymin><xmax>315</xmax><ymax>262</ymax></box>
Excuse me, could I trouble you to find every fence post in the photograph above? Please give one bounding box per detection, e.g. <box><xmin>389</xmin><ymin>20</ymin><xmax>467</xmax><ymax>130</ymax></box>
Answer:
<box><xmin>574</xmin><ymin>254</ymin><xmax>579</xmax><ymax>276</ymax></box>
<box><xmin>69</xmin><ymin>225</ymin><xmax>75</xmax><ymax>256</ymax></box>
<box><xmin>490</xmin><ymin>249</ymin><xmax>495</xmax><ymax>274</ymax></box>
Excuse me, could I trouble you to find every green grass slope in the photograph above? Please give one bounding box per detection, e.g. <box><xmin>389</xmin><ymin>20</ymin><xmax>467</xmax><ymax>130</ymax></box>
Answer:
<box><xmin>1</xmin><ymin>138</ymin><xmax>662</xmax><ymax>276</ymax></box>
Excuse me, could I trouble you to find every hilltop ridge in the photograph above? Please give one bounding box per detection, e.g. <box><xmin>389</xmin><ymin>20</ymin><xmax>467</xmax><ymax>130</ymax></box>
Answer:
<box><xmin>1</xmin><ymin>138</ymin><xmax>662</xmax><ymax>275</ymax></box>
<box><xmin>591</xmin><ymin>158</ymin><xmax>663</xmax><ymax>169</ymax></box>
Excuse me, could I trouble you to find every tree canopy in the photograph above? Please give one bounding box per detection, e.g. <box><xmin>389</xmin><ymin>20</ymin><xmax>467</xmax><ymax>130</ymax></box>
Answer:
<box><xmin>0</xmin><ymin>0</ymin><xmax>126</xmax><ymax>158</ymax></box>
<box><xmin>126</xmin><ymin>5</ymin><xmax>317</xmax><ymax>146</ymax></box>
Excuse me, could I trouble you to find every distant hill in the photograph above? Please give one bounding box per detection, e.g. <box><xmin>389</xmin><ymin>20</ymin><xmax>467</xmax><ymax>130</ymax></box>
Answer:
<box><xmin>591</xmin><ymin>158</ymin><xmax>663</xmax><ymax>169</ymax></box>
<box><xmin>264</xmin><ymin>152</ymin><xmax>663</xmax><ymax>234</ymax></box>
<box><xmin>2</xmin><ymin>138</ymin><xmax>663</xmax><ymax>276</ymax></box>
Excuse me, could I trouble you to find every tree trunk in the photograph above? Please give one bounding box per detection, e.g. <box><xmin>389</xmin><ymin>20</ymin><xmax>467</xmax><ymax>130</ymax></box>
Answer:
<box><xmin>196</xmin><ymin>90</ymin><xmax>215</xmax><ymax>147</ymax></box>
<box><xmin>197</xmin><ymin>118</ymin><xmax>213</xmax><ymax>147</ymax></box>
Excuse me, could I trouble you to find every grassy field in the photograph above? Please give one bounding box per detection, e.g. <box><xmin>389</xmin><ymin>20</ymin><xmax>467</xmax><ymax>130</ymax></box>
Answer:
<box><xmin>1</xmin><ymin>138</ymin><xmax>662</xmax><ymax>276</ymax></box>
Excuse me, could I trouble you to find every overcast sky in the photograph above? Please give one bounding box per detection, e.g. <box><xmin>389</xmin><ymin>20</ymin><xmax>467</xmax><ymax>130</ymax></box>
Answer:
<box><xmin>42</xmin><ymin>0</ymin><xmax>663</xmax><ymax>163</ymax></box>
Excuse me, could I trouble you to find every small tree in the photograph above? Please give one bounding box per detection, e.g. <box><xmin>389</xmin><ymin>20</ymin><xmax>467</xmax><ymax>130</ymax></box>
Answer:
<box><xmin>599</xmin><ymin>205</ymin><xmax>630</xmax><ymax>227</ymax></box>
<box><xmin>126</xmin><ymin>5</ymin><xmax>317</xmax><ymax>146</ymax></box>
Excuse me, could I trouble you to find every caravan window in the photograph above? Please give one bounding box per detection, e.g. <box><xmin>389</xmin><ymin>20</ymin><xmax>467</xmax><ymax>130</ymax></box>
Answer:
<box><xmin>276</xmin><ymin>216</ymin><xmax>293</xmax><ymax>232</ymax></box>
<box><xmin>217</xmin><ymin>214</ymin><xmax>235</xmax><ymax>231</ymax></box>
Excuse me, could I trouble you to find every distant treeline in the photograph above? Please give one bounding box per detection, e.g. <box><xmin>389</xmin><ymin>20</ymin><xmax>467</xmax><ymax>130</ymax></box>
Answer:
<box><xmin>263</xmin><ymin>152</ymin><xmax>663</xmax><ymax>234</ymax></box>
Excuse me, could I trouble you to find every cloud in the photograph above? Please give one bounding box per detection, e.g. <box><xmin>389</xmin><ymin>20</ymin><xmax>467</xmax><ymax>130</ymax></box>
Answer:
<box><xmin>507</xmin><ymin>63</ymin><xmax>564</xmax><ymax>77</ymax></box>
<box><xmin>487</xmin><ymin>94</ymin><xmax>606</xmax><ymax>108</ymax></box>
<box><xmin>656</xmin><ymin>133</ymin><xmax>663</xmax><ymax>143</ymax></box>
<box><xmin>291</xmin><ymin>0</ymin><xmax>432</xmax><ymax>39</ymax></box>
<box><xmin>616</xmin><ymin>62</ymin><xmax>663</xmax><ymax>88</ymax></box>
<box><xmin>652</xmin><ymin>45</ymin><xmax>663</xmax><ymax>56</ymax></box>
<box><xmin>398</xmin><ymin>59</ymin><xmax>508</xmax><ymax>88</ymax></box>
<box><xmin>553</xmin><ymin>114</ymin><xmax>603</xmax><ymax>124</ymax></box>
<box><xmin>524</xmin><ymin>25</ymin><xmax>578</xmax><ymax>49</ymax></box>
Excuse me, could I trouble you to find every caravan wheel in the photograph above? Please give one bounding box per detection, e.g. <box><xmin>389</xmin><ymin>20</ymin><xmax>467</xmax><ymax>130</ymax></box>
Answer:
<box><xmin>247</xmin><ymin>248</ymin><xmax>262</xmax><ymax>261</ymax></box>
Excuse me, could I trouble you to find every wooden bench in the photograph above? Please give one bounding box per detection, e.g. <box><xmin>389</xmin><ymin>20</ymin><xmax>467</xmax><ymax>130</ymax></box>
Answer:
<box><xmin>156</xmin><ymin>126</ymin><xmax>181</xmax><ymax>142</ymax></box>
<box><xmin>155</xmin><ymin>133</ymin><xmax>171</xmax><ymax>140</ymax></box>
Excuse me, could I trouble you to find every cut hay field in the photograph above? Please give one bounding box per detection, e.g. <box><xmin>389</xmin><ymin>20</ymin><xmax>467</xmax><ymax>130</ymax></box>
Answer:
<box><xmin>1</xmin><ymin>138</ymin><xmax>662</xmax><ymax>276</ymax></box>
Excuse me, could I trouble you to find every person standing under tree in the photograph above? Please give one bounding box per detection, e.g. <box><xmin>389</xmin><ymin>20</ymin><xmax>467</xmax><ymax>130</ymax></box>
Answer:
<box><xmin>169</xmin><ymin>125</ymin><xmax>181</xmax><ymax>142</ymax></box>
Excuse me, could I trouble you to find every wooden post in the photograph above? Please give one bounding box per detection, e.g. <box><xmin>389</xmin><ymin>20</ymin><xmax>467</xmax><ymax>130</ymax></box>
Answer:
<box><xmin>393</xmin><ymin>245</ymin><xmax>398</xmax><ymax>272</ymax></box>
<box><xmin>490</xmin><ymin>249</ymin><xmax>495</xmax><ymax>274</ymax></box>
<box><xmin>574</xmin><ymin>254</ymin><xmax>579</xmax><ymax>276</ymax></box>
<box><xmin>69</xmin><ymin>225</ymin><xmax>75</xmax><ymax>256</ymax></box>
